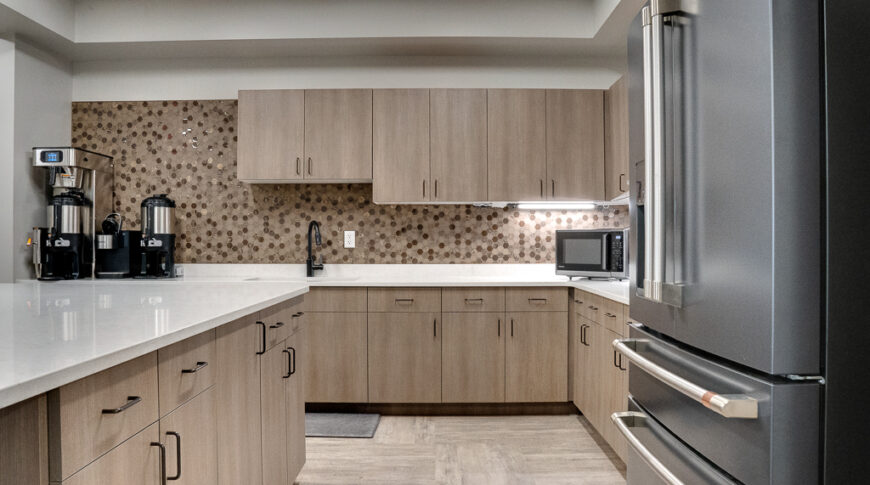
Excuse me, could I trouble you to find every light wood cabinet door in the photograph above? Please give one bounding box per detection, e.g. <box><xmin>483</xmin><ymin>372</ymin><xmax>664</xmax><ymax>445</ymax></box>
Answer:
<box><xmin>373</xmin><ymin>89</ymin><xmax>430</xmax><ymax>203</ymax></box>
<box><xmin>430</xmin><ymin>89</ymin><xmax>488</xmax><ymax>201</ymax></box>
<box><xmin>303</xmin><ymin>287</ymin><xmax>367</xmax><ymax>312</ymax></box>
<box><xmin>237</xmin><ymin>90</ymin><xmax>305</xmax><ymax>182</ymax></box>
<box><xmin>574</xmin><ymin>319</ymin><xmax>599</xmax><ymax>420</ymax></box>
<box><xmin>487</xmin><ymin>89</ymin><xmax>547</xmax><ymax>201</ymax></box>
<box><xmin>215</xmin><ymin>314</ymin><xmax>262</xmax><ymax>485</ymax></box>
<box><xmin>260</xmin><ymin>340</ymin><xmax>289</xmax><ymax>485</ymax></box>
<box><xmin>598</xmin><ymin>326</ymin><xmax>627</xmax><ymax>460</ymax></box>
<box><xmin>367</xmin><ymin>287</ymin><xmax>441</xmax><ymax>313</ymax></box>
<box><xmin>605</xmin><ymin>76</ymin><xmax>630</xmax><ymax>200</ymax></box>
<box><xmin>505</xmin><ymin>312</ymin><xmax>568</xmax><ymax>402</ymax></box>
<box><xmin>159</xmin><ymin>387</ymin><xmax>218</xmax><ymax>485</ymax></box>
<box><xmin>61</xmin><ymin>422</ymin><xmax>161</xmax><ymax>485</ymax></box>
<box><xmin>304</xmin><ymin>89</ymin><xmax>373</xmax><ymax>181</ymax></box>
<box><xmin>303</xmin><ymin>312</ymin><xmax>368</xmax><ymax>403</ymax></box>
<box><xmin>546</xmin><ymin>89</ymin><xmax>605</xmax><ymax>200</ymax></box>
<box><xmin>157</xmin><ymin>330</ymin><xmax>215</xmax><ymax>417</ymax></box>
<box><xmin>441</xmin><ymin>312</ymin><xmax>505</xmax><ymax>403</ymax></box>
<box><xmin>285</xmin><ymin>330</ymin><xmax>306</xmax><ymax>481</ymax></box>
<box><xmin>368</xmin><ymin>312</ymin><xmax>441</xmax><ymax>403</ymax></box>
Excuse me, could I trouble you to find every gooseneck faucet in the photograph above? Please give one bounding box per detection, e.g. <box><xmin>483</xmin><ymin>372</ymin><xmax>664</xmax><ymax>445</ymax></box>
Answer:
<box><xmin>307</xmin><ymin>220</ymin><xmax>324</xmax><ymax>277</ymax></box>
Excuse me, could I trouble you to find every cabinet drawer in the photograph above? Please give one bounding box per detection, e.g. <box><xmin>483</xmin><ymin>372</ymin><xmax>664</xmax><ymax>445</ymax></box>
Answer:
<box><xmin>572</xmin><ymin>290</ymin><xmax>590</xmax><ymax>319</ymax></box>
<box><xmin>157</xmin><ymin>330</ymin><xmax>216</xmax><ymax>417</ymax></box>
<box><xmin>442</xmin><ymin>287</ymin><xmax>505</xmax><ymax>312</ymax></box>
<box><xmin>504</xmin><ymin>287</ymin><xmax>568</xmax><ymax>312</ymax></box>
<box><xmin>60</xmin><ymin>422</ymin><xmax>161</xmax><ymax>485</ymax></box>
<box><xmin>583</xmin><ymin>293</ymin><xmax>604</xmax><ymax>323</ymax></box>
<box><xmin>600</xmin><ymin>298</ymin><xmax>626</xmax><ymax>335</ymax></box>
<box><xmin>367</xmin><ymin>288</ymin><xmax>441</xmax><ymax>312</ymax></box>
<box><xmin>48</xmin><ymin>352</ymin><xmax>159</xmax><ymax>481</ymax></box>
<box><xmin>260</xmin><ymin>296</ymin><xmax>304</xmax><ymax>349</ymax></box>
<box><xmin>304</xmin><ymin>287</ymin><xmax>367</xmax><ymax>312</ymax></box>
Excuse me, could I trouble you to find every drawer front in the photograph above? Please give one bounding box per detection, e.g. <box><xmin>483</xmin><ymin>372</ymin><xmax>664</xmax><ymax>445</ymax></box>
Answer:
<box><xmin>442</xmin><ymin>287</ymin><xmax>505</xmax><ymax>312</ymax></box>
<box><xmin>304</xmin><ymin>287</ymin><xmax>367</xmax><ymax>312</ymax></box>
<box><xmin>260</xmin><ymin>296</ymin><xmax>304</xmax><ymax>349</ymax></box>
<box><xmin>157</xmin><ymin>330</ymin><xmax>216</xmax><ymax>417</ymax></box>
<box><xmin>49</xmin><ymin>352</ymin><xmax>159</xmax><ymax>481</ymax></box>
<box><xmin>368</xmin><ymin>288</ymin><xmax>441</xmax><ymax>312</ymax></box>
<box><xmin>504</xmin><ymin>287</ymin><xmax>568</xmax><ymax>312</ymax></box>
<box><xmin>584</xmin><ymin>293</ymin><xmax>604</xmax><ymax>323</ymax></box>
<box><xmin>600</xmin><ymin>298</ymin><xmax>626</xmax><ymax>335</ymax></box>
<box><xmin>572</xmin><ymin>290</ymin><xmax>591</xmax><ymax>319</ymax></box>
<box><xmin>60</xmin><ymin>422</ymin><xmax>161</xmax><ymax>485</ymax></box>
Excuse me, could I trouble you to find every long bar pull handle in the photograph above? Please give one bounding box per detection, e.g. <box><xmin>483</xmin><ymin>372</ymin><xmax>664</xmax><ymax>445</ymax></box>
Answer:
<box><xmin>289</xmin><ymin>347</ymin><xmax>297</xmax><ymax>376</ymax></box>
<box><xmin>296</xmin><ymin>157</ymin><xmax>301</xmax><ymax>175</ymax></box>
<box><xmin>650</xmin><ymin>4</ymin><xmax>666</xmax><ymax>303</ymax></box>
<box><xmin>510</xmin><ymin>319</ymin><xmax>514</xmax><ymax>337</ymax></box>
<box><xmin>307</xmin><ymin>157</ymin><xmax>312</xmax><ymax>175</ymax></box>
<box><xmin>181</xmin><ymin>361</ymin><xmax>208</xmax><ymax>374</ymax></box>
<box><xmin>540</xmin><ymin>179</ymin><xmax>544</xmax><ymax>198</ymax></box>
<box><xmin>434</xmin><ymin>180</ymin><xmax>438</xmax><ymax>199</ymax></box>
<box><xmin>102</xmin><ymin>396</ymin><xmax>141</xmax><ymax>414</ymax></box>
<box><xmin>465</xmin><ymin>298</ymin><xmax>484</xmax><ymax>305</ymax></box>
<box><xmin>498</xmin><ymin>318</ymin><xmax>501</xmax><ymax>337</ymax></box>
<box><xmin>641</xmin><ymin>6</ymin><xmax>656</xmax><ymax>301</ymax></box>
<box><xmin>150</xmin><ymin>441</ymin><xmax>168</xmax><ymax>485</ymax></box>
<box><xmin>613</xmin><ymin>338</ymin><xmax>758</xmax><ymax>419</ymax></box>
<box><xmin>166</xmin><ymin>432</ymin><xmax>181</xmax><ymax>481</ymax></box>
<box><xmin>611</xmin><ymin>412</ymin><xmax>685</xmax><ymax>485</ymax></box>
<box><xmin>422</xmin><ymin>180</ymin><xmax>426</xmax><ymax>198</ymax></box>
<box><xmin>551</xmin><ymin>180</ymin><xmax>555</xmax><ymax>197</ymax></box>
<box><xmin>270</xmin><ymin>321</ymin><xmax>284</xmax><ymax>329</ymax></box>
<box><xmin>255</xmin><ymin>321</ymin><xmax>266</xmax><ymax>355</ymax></box>
<box><xmin>282</xmin><ymin>349</ymin><xmax>292</xmax><ymax>378</ymax></box>
<box><xmin>433</xmin><ymin>319</ymin><xmax>437</xmax><ymax>338</ymax></box>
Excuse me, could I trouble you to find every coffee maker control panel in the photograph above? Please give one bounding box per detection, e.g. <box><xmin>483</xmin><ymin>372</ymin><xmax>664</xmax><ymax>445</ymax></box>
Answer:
<box><xmin>40</xmin><ymin>150</ymin><xmax>64</xmax><ymax>163</ymax></box>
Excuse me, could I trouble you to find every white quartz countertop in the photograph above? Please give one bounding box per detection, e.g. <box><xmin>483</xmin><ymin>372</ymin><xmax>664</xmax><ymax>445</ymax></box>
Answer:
<box><xmin>181</xmin><ymin>264</ymin><xmax>630</xmax><ymax>304</ymax></box>
<box><xmin>0</xmin><ymin>280</ymin><xmax>308</xmax><ymax>409</ymax></box>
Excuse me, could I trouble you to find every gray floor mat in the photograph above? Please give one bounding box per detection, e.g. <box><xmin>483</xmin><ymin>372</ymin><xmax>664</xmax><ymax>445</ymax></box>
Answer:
<box><xmin>305</xmin><ymin>412</ymin><xmax>381</xmax><ymax>438</ymax></box>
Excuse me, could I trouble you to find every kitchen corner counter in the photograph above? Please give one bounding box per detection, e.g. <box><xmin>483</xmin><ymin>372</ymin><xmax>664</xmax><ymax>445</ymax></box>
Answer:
<box><xmin>0</xmin><ymin>280</ymin><xmax>308</xmax><ymax>409</ymax></box>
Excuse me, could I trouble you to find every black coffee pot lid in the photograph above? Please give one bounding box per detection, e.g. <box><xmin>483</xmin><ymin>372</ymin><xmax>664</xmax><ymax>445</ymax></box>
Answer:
<box><xmin>141</xmin><ymin>194</ymin><xmax>176</xmax><ymax>208</ymax></box>
<box><xmin>50</xmin><ymin>191</ymin><xmax>85</xmax><ymax>206</ymax></box>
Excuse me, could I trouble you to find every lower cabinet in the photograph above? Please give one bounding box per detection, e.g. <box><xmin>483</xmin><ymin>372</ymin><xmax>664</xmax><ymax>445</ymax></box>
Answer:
<box><xmin>159</xmin><ymin>387</ymin><xmax>218</xmax><ymax>485</ymax></box>
<box><xmin>368</xmin><ymin>312</ymin><xmax>442</xmax><ymax>403</ymax></box>
<box><xmin>598</xmin><ymin>326</ymin><xmax>627</xmax><ymax>459</ymax></box>
<box><xmin>303</xmin><ymin>312</ymin><xmax>368</xmax><ymax>402</ymax></box>
<box><xmin>505</xmin><ymin>312</ymin><xmax>568</xmax><ymax>402</ymax></box>
<box><xmin>61</xmin><ymin>422</ymin><xmax>162</xmax><ymax>485</ymax></box>
<box><xmin>261</xmin><ymin>340</ymin><xmax>291</xmax><ymax>485</ymax></box>
<box><xmin>285</xmin><ymin>329</ymin><xmax>307</xmax><ymax>480</ymax></box>
<box><xmin>441</xmin><ymin>312</ymin><xmax>505</xmax><ymax>403</ymax></box>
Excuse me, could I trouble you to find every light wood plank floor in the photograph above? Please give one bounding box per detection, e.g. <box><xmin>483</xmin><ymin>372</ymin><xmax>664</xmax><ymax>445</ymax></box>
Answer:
<box><xmin>296</xmin><ymin>415</ymin><xmax>626</xmax><ymax>484</ymax></box>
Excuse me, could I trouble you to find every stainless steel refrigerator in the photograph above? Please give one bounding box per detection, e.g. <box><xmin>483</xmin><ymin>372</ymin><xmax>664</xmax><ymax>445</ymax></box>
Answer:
<box><xmin>618</xmin><ymin>1</ymin><xmax>869</xmax><ymax>483</ymax></box>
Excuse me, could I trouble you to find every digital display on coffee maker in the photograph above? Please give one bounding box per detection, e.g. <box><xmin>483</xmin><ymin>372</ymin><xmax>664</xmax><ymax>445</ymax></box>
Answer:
<box><xmin>40</xmin><ymin>150</ymin><xmax>63</xmax><ymax>163</ymax></box>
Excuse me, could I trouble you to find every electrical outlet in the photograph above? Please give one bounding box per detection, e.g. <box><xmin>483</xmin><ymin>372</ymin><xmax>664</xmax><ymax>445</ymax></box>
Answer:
<box><xmin>344</xmin><ymin>231</ymin><xmax>356</xmax><ymax>248</ymax></box>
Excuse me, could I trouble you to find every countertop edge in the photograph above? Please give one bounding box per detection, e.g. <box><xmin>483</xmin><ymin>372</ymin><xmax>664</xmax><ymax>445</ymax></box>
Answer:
<box><xmin>0</xmin><ymin>286</ymin><xmax>308</xmax><ymax>410</ymax></box>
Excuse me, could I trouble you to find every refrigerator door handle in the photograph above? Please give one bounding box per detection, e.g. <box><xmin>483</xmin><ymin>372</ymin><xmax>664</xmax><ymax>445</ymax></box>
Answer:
<box><xmin>641</xmin><ymin>6</ymin><xmax>656</xmax><ymax>302</ymax></box>
<box><xmin>612</xmin><ymin>411</ymin><xmax>685</xmax><ymax>485</ymax></box>
<box><xmin>613</xmin><ymin>338</ymin><xmax>758</xmax><ymax>419</ymax></box>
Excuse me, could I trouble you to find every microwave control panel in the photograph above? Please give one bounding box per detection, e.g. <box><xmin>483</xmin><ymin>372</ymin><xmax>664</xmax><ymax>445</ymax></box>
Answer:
<box><xmin>611</xmin><ymin>235</ymin><xmax>624</xmax><ymax>271</ymax></box>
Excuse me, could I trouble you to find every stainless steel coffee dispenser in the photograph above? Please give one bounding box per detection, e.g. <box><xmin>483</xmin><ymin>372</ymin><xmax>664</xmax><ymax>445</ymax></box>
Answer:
<box><xmin>31</xmin><ymin>147</ymin><xmax>114</xmax><ymax>279</ymax></box>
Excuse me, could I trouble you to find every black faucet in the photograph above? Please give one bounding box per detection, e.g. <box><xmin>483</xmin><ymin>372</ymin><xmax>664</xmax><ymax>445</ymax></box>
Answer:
<box><xmin>306</xmin><ymin>220</ymin><xmax>324</xmax><ymax>277</ymax></box>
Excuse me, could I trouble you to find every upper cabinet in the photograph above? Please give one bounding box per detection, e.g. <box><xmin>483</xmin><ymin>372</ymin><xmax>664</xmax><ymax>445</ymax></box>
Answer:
<box><xmin>238</xmin><ymin>90</ymin><xmax>305</xmax><ymax>182</ymax></box>
<box><xmin>430</xmin><ymin>89</ymin><xmax>488</xmax><ymax>202</ymax></box>
<box><xmin>546</xmin><ymin>90</ymin><xmax>605</xmax><ymax>201</ymax></box>
<box><xmin>604</xmin><ymin>76</ymin><xmax>629</xmax><ymax>200</ymax></box>
<box><xmin>304</xmin><ymin>89</ymin><xmax>373</xmax><ymax>181</ymax></box>
<box><xmin>237</xmin><ymin>89</ymin><xmax>373</xmax><ymax>183</ymax></box>
<box><xmin>372</xmin><ymin>89</ymin><xmax>430</xmax><ymax>203</ymax></box>
<box><xmin>487</xmin><ymin>89</ymin><xmax>548</xmax><ymax>201</ymax></box>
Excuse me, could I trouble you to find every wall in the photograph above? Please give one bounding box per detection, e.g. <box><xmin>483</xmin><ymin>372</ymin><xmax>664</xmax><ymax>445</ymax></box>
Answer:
<box><xmin>71</xmin><ymin>99</ymin><xmax>628</xmax><ymax>264</ymax></box>
<box><xmin>12</xmin><ymin>41</ymin><xmax>73</xmax><ymax>280</ymax></box>
<box><xmin>0</xmin><ymin>38</ymin><xmax>14</xmax><ymax>282</ymax></box>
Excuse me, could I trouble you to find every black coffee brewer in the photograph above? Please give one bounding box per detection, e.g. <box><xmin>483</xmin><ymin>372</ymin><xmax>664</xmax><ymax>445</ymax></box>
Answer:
<box><xmin>32</xmin><ymin>191</ymin><xmax>89</xmax><ymax>280</ymax></box>
<box><xmin>94</xmin><ymin>214</ymin><xmax>142</xmax><ymax>278</ymax></box>
<box><xmin>137</xmin><ymin>194</ymin><xmax>177</xmax><ymax>278</ymax></box>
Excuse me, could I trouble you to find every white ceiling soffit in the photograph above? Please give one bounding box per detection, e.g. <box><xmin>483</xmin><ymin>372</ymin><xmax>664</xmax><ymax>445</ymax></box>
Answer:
<box><xmin>0</xmin><ymin>0</ymin><xmax>644</xmax><ymax>61</ymax></box>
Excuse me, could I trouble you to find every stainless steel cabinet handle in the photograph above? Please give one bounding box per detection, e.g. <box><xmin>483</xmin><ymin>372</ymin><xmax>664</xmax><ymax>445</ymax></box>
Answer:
<box><xmin>295</xmin><ymin>157</ymin><xmax>301</xmax><ymax>175</ymax></box>
<box><xmin>166</xmin><ymin>431</ymin><xmax>181</xmax><ymax>481</ymax></box>
<box><xmin>612</xmin><ymin>412</ymin><xmax>685</xmax><ymax>485</ymax></box>
<box><xmin>307</xmin><ymin>157</ymin><xmax>312</xmax><ymax>175</ymax></box>
<box><xmin>150</xmin><ymin>441</ymin><xmax>168</xmax><ymax>485</ymax></box>
<box><xmin>181</xmin><ymin>361</ymin><xmax>208</xmax><ymax>374</ymax></box>
<box><xmin>102</xmin><ymin>396</ymin><xmax>141</xmax><ymax>414</ymax></box>
<box><xmin>613</xmin><ymin>338</ymin><xmax>758</xmax><ymax>419</ymax></box>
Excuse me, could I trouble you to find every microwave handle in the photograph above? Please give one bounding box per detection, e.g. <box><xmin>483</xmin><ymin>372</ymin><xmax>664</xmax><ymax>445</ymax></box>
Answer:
<box><xmin>602</xmin><ymin>233</ymin><xmax>609</xmax><ymax>271</ymax></box>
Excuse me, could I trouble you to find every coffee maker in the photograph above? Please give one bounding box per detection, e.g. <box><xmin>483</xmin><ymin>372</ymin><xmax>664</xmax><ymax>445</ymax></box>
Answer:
<box><xmin>30</xmin><ymin>147</ymin><xmax>114</xmax><ymax>280</ymax></box>
<box><xmin>138</xmin><ymin>194</ymin><xmax>177</xmax><ymax>278</ymax></box>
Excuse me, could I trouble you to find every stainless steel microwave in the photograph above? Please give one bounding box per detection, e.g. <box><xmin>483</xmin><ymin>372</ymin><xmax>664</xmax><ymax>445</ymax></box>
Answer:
<box><xmin>556</xmin><ymin>229</ymin><xmax>629</xmax><ymax>279</ymax></box>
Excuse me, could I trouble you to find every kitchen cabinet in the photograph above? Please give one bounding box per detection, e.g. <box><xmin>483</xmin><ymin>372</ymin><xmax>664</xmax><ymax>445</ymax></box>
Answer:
<box><xmin>215</xmin><ymin>313</ymin><xmax>263</xmax><ymax>485</ymax></box>
<box><xmin>0</xmin><ymin>396</ymin><xmax>48</xmax><ymax>485</ymax></box>
<box><xmin>303</xmin><ymin>312</ymin><xmax>368</xmax><ymax>402</ymax></box>
<box><xmin>159</xmin><ymin>387</ymin><xmax>218</xmax><ymax>485</ymax></box>
<box><xmin>60</xmin><ymin>423</ymin><xmax>161</xmax><ymax>485</ymax></box>
<box><xmin>285</xmin><ymin>329</ymin><xmax>306</xmax><ymax>480</ymax></box>
<box><xmin>505</xmin><ymin>311</ymin><xmax>568</xmax><ymax>402</ymax></box>
<box><xmin>605</xmin><ymin>76</ymin><xmax>629</xmax><ymax>200</ymax></box>
<box><xmin>260</xmin><ymin>340</ymin><xmax>290</xmax><ymax>485</ymax></box>
<box><xmin>373</xmin><ymin>89</ymin><xmax>430</xmax><ymax>203</ymax></box>
<box><xmin>304</xmin><ymin>89</ymin><xmax>373</xmax><ymax>181</ymax></box>
<box><xmin>441</xmin><ymin>312</ymin><xmax>506</xmax><ymax>403</ymax></box>
<box><xmin>598</xmin><ymin>326</ymin><xmax>627</xmax><ymax>460</ymax></box>
<box><xmin>237</xmin><ymin>90</ymin><xmax>305</xmax><ymax>182</ymax></box>
<box><xmin>487</xmin><ymin>89</ymin><xmax>547</xmax><ymax>201</ymax></box>
<box><xmin>546</xmin><ymin>90</ymin><xmax>605</xmax><ymax>200</ymax></box>
<box><xmin>430</xmin><ymin>89</ymin><xmax>488</xmax><ymax>201</ymax></box>
<box><xmin>574</xmin><ymin>318</ymin><xmax>600</xmax><ymax>419</ymax></box>
<box><xmin>157</xmin><ymin>329</ymin><xmax>215</xmax><ymax>417</ymax></box>
<box><xmin>368</xmin><ymin>312</ymin><xmax>442</xmax><ymax>403</ymax></box>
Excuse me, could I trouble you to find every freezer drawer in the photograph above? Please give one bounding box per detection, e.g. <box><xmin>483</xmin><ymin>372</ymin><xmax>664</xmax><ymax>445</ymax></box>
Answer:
<box><xmin>624</xmin><ymin>325</ymin><xmax>820</xmax><ymax>485</ymax></box>
<box><xmin>616</xmin><ymin>398</ymin><xmax>736</xmax><ymax>485</ymax></box>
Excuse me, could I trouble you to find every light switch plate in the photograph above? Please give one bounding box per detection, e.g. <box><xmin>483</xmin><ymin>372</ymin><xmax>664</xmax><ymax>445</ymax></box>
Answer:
<box><xmin>344</xmin><ymin>231</ymin><xmax>355</xmax><ymax>248</ymax></box>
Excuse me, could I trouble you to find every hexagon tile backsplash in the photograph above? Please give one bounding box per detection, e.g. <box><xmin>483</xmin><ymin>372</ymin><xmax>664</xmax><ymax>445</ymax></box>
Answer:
<box><xmin>71</xmin><ymin>100</ymin><xmax>628</xmax><ymax>264</ymax></box>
